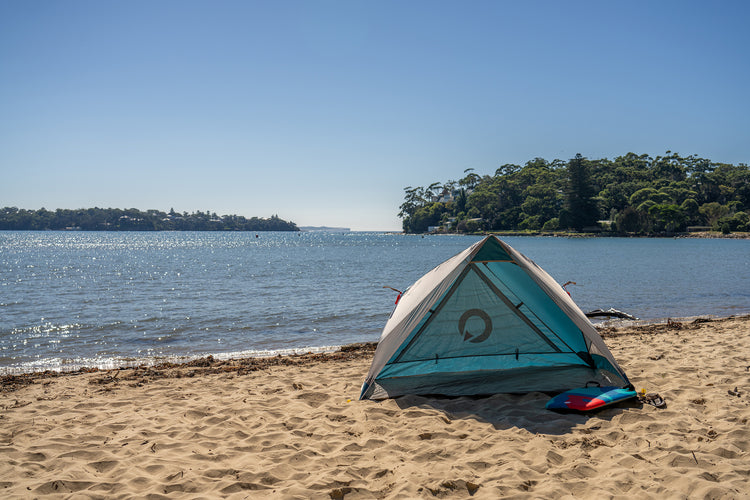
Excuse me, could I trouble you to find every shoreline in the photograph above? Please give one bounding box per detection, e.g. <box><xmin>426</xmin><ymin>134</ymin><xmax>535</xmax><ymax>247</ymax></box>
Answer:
<box><xmin>0</xmin><ymin>344</ymin><xmax>351</xmax><ymax>378</ymax></box>
<box><xmin>471</xmin><ymin>230</ymin><xmax>750</xmax><ymax>239</ymax></box>
<box><xmin>1</xmin><ymin>342</ymin><xmax>379</xmax><ymax>394</ymax></box>
<box><xmin>2</xmin><ymin>314</ymin><xmax>745</xmax><ymax>383</ymax></box>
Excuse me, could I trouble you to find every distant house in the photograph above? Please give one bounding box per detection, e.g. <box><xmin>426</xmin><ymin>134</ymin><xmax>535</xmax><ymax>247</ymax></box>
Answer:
<box><xmin>435</xmin><ymin>192</ymin><xmax>454</xmax><ymax>203</ymax></box>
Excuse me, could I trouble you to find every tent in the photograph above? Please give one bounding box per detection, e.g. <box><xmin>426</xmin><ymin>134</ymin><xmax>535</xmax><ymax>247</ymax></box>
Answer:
<box><xmin>360</xmin><ymin>235</ymin><xmax>631</xmax><ymax>400</ymax></box>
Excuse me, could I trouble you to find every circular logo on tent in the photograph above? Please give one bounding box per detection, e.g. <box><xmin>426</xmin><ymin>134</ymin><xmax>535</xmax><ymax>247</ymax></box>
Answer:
<box><xmin>458</xmin><ymin>309</ymin><xmax>492</xmax><ymax>343</ymax></box>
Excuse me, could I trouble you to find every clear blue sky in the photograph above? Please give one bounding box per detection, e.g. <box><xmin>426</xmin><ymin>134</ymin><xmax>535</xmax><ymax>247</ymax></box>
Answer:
<box><xmin>1</xmin><ymin>1</ymin><xmax>748</xmax><ymax>231</ymax></box>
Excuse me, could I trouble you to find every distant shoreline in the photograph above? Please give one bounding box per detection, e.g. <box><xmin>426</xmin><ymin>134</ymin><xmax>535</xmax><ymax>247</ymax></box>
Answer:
<box><xmin>0</xmin><ymin>228</ymin><xmax>300</xmax><ymax>232</ymax></box>
<box><xmin>0</xmin><ymin>207</ymin><xmax>299</xmax><ymax>232</ymax></box>
<box><xmin>447</xmin><ymin>230</ymin><xmax>750</xmax><ymax>239</ymax></box>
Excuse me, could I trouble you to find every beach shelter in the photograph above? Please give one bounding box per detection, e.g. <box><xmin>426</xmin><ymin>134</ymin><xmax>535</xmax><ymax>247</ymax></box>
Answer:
<box><xmin>360</xmin><ymin>236</ymin><xmax>631</xmax><ymax>400</ymax></box>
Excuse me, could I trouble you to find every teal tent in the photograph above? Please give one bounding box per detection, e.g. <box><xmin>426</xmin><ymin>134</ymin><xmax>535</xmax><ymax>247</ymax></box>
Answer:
<box><xmin>360</xmin><ymin>236</ymin><xmax>631</xmax><ymax>400</ymax></box>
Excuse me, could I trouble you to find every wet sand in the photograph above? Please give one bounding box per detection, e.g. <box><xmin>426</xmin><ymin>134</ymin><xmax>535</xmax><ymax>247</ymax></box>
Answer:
<box><xmin>1</xmin><ymin>316</ymin><xmax>749</xmax><ymax>498</ymax></box>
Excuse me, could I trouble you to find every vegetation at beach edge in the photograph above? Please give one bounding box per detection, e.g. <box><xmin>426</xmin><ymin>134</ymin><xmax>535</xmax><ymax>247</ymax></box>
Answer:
<box><xmin>0</xmin><ymin>207</ymin><xmax>299</xmax><ymax>231</ymax></box>
<box><xmin>399</xmin><ymin>152</ymin><xmax>749</xmax><ymax>235</ymax></box>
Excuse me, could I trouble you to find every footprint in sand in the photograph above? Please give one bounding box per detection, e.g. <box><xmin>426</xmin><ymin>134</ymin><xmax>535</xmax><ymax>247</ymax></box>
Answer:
<box><xmin>295</xmin><ymin>391</ymin><xmax>330</xmax><ymax>408</ymax></box>
<box><xmin>87</xmin><ymin>460</ymin><xmax>118</xmax><ymax>474</ymax></box>
<box><xmin>35</xmin><ymin>480</ymin><xmax>94</xmax><ymax>494</ymax></box>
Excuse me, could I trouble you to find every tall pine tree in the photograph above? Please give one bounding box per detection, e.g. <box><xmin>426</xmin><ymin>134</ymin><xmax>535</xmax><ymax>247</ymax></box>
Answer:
<box><xmin>560</xmin><ymin>154</ymin><xmax>599</xmax><ymax>231</ymax></box>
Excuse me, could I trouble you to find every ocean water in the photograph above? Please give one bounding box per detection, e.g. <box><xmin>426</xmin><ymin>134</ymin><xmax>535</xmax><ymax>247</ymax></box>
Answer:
<box><xmin>1</xmin><ymin>231</ymin><xmax>749</xmax><ymax>374</ymax></box>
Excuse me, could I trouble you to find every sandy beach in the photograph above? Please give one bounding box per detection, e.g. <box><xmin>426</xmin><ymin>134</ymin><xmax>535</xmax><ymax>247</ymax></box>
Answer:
<box><xmin>2</xmin><ymin>316</ymin><xmax>749</xmax><ymax>499</ymax></box>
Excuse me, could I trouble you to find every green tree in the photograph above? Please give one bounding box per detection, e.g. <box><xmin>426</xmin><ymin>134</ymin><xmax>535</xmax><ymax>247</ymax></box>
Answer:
<box><xmin>649</xmin><ymin>204</ymin><xmax>686</xmax><ymax>233</ymax></box>
<box><xmin>404</xmin><ymin>203</ymin><xmax>447</xmax><ymax>233</ymax></box>
<box><xmin>398</xmin><ymin>186</ymin><xmax>428</xmax><ymax>221</ymax></box>
<box><xmin>680</xmin><ymin>198</ymin><xmax>701</xmax><ymax>225</ymax></box>
<box><xmin>561</xmin><ymin>154</ymin><xmax>599</xmax><ymax>231</ymax></box>
<box><xmin>542</xmin><ymin>218</ymin><xmax>560</xmax><ymax>231</ymax></box>
<box><xmin>459</xmin><ymin>168</ymin><xmax>485</xmax><ymax>191</ymax></box>
<box><xmin>699</xmin><ymin>202</ymin><xmax>729</xmax><ymax>229</ymax></box>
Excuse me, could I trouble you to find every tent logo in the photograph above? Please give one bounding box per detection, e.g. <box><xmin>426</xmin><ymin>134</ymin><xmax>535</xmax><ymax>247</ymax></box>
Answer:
<box><xmin>458</xmin><ymin>309</ymin><xmax>492</xmax><ymax>343</ymax></box>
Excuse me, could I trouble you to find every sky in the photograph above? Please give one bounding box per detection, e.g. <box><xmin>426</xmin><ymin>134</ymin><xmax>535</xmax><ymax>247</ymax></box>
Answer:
<box><xmin>1</xmin><ymin>1</ymin><xmax>748</xmax><ymax>231</ymax></box>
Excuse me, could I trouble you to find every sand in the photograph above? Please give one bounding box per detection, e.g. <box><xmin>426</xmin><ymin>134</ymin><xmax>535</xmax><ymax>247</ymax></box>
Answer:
<box><xmin>1</xmin><ymin>316</ymin><xmax>749</xmax><ymax>499</ymax></box>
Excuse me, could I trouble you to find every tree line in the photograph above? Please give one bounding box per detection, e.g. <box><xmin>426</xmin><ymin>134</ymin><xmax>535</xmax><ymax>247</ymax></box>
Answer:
<box><xmin>0</xmin><ymin>207</ymin><xmax>299</xmax><ymax>232</ymax></box>
<box><xmin>399</xmin><ymin>152</ymin><xmax>749</xmax><ymax>235</ymax></box>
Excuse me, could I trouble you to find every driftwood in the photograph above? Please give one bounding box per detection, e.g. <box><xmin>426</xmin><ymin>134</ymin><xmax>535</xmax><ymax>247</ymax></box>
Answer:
<box><xmin>585</xmin><ymin>308</ymin><xmax>638</xmax><ymax>321</ymax></box>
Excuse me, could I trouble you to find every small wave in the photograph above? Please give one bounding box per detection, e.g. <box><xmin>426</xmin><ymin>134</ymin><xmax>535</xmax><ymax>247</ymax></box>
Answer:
<box><xmin>0</xmin><ymin>344</ymin><xmax>345</xmax><ymax>375</ymax></box>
